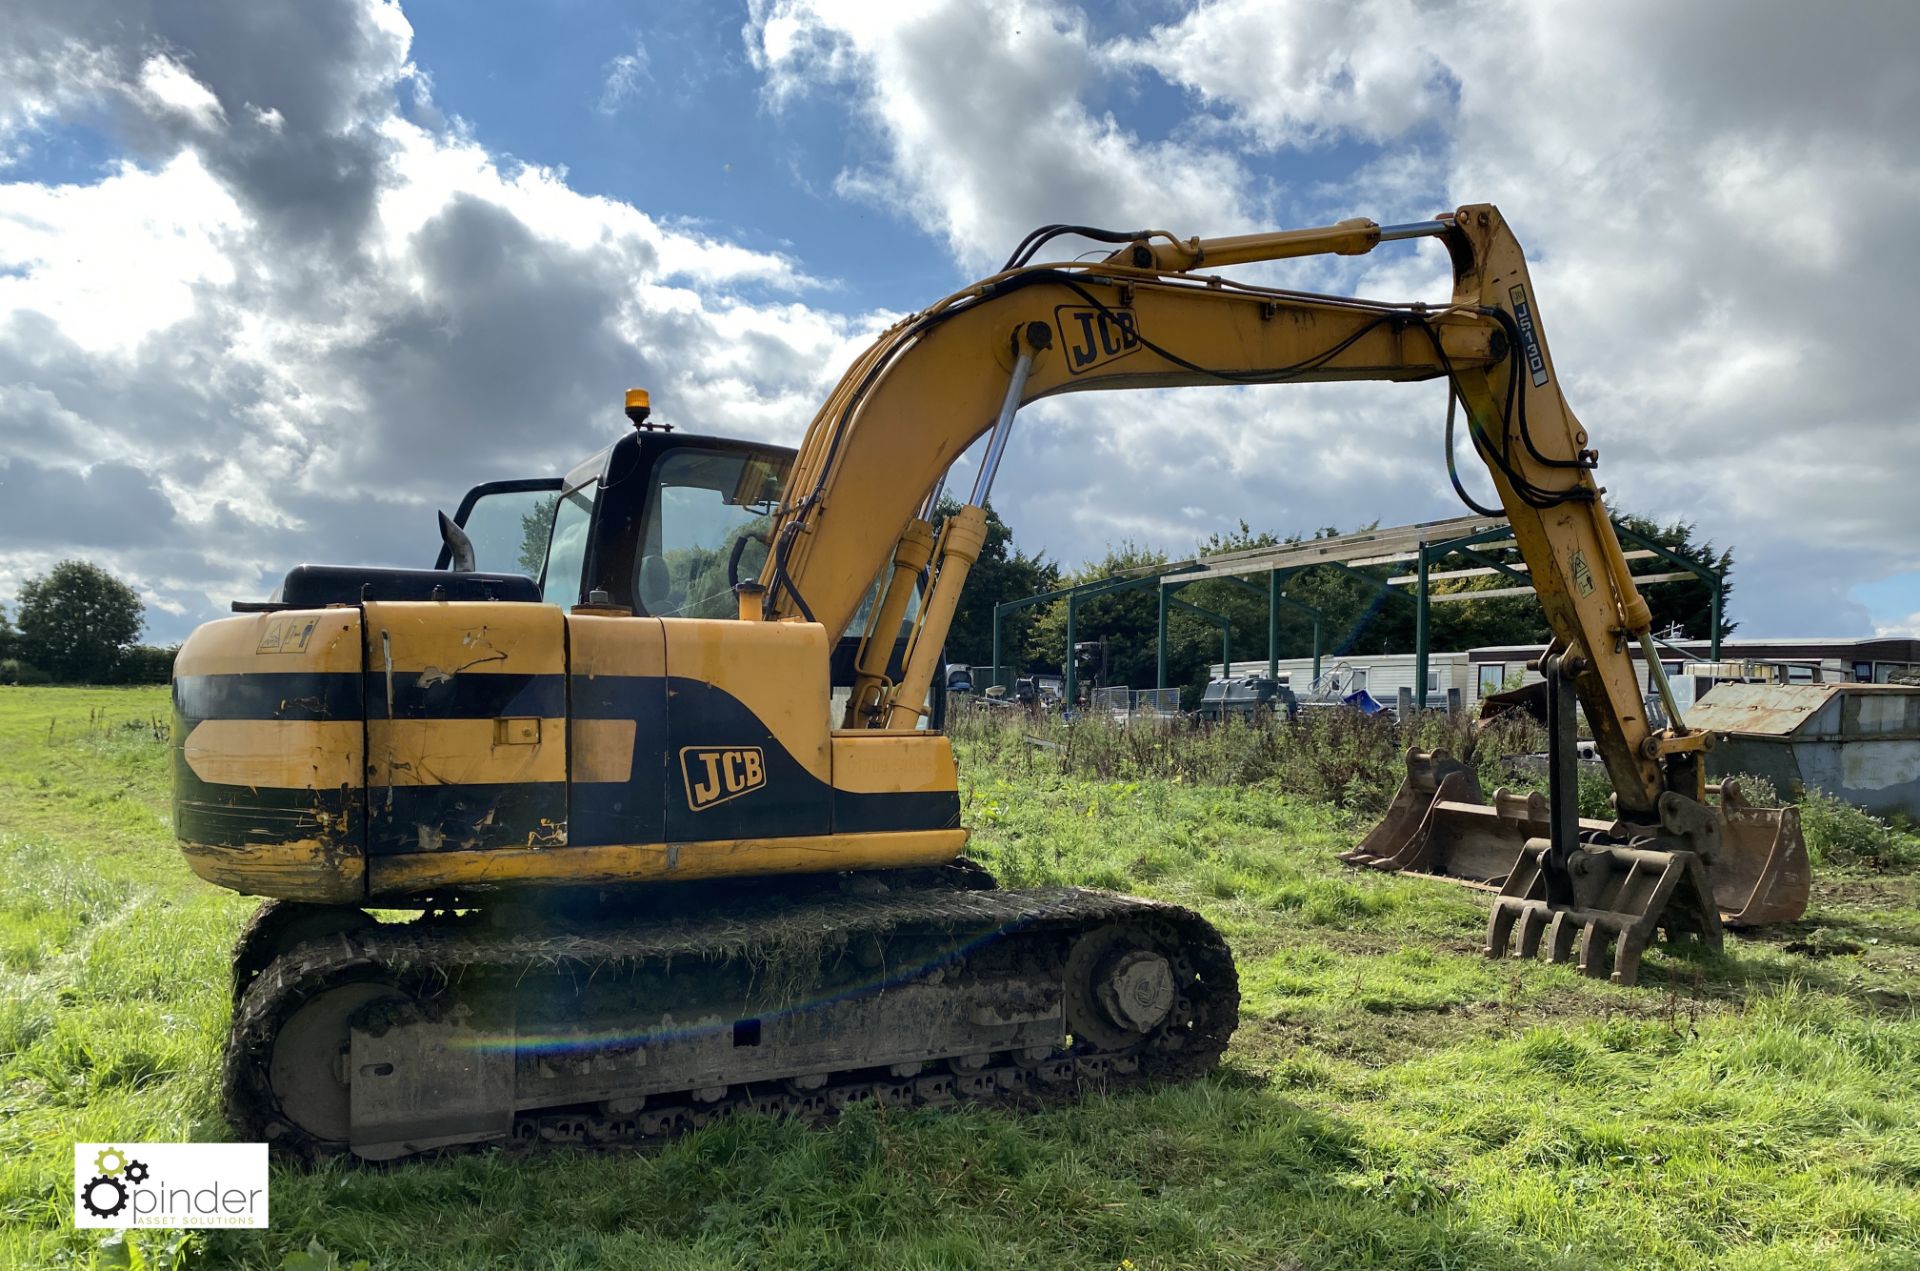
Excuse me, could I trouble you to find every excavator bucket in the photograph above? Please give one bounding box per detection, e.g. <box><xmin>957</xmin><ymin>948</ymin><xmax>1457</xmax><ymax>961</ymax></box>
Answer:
<box><xmin>1342</xmin><ymin>748</ymin><xmax>1811</xmax><ymax>985</ymax></box>
<box><xmin>1339</xmin><ymin>748</ymin><xmax>1553</xmax><ymax>887</ymax></box>
<box><xmin>1339</xmin><ymin>749</ymin><xmax>1480</xmax><ymax>874</ymax></box>
<box><xmin>1710</xmin><ymin>778</ymin><xmax>1812</xmax><ymax>928</ymax></box>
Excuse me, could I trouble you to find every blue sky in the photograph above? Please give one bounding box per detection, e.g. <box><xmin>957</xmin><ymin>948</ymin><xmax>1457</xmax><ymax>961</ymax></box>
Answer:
<box><xmin>1</xmin><ymin>0</ymin><xmax>1917</xmax><ymax>643</ymax></box>
<box><xmin>396</xmin><ymin>1</ymin><xmax>1411</xmax><ymax>308</ymax></box>
<box><xmin>404</xmin><ymin>1</ymin><xmax>954</xmax><ymax>308</ymax></box>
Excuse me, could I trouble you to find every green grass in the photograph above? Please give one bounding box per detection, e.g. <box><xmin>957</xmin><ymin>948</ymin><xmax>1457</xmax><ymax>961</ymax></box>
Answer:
<box><xmin>1</xmin><ymin>687</ymin><xmax>1917</xmax><ymax>1270</ymax></box>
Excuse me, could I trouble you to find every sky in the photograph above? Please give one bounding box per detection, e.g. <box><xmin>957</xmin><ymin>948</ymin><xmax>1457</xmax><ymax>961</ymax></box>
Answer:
<box><xmin>2</xmin><ymin>0</ymin><xmax>1918</xmax><ymax>645</ymax></box>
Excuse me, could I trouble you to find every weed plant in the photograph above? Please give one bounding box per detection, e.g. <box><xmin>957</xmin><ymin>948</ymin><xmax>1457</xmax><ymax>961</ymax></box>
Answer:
<box><xmin>947</xmin><ymin>700</ymin><xmax>1507</xmax><ymax>812</ymax></box>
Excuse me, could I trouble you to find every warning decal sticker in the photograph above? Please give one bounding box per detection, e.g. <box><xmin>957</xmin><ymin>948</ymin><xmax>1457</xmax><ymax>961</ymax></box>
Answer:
<box><xmin>1569</xmin><ymin>549</ymin><xmax>1595</xmax><ymax>598</ymax></box>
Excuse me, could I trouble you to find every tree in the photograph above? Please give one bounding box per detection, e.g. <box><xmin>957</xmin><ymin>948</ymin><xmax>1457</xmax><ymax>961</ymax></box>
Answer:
<box><xmin>517</xmin><ymin>494</ymin><xmax>559</xmax><ymax>576</ymax></box>
<box><xmin>1168</xmin><ymin>523</ymin><xmax>1287</xmax><ymax>698</ymax></box>
<box><xmin>0</xmin><ymin>603</ymin><xmax>16</xmax><ymax>663</ymax></box>
<box><xmin>1013</xmin><ymin>509</ymin><xmax>1738</xmax><ymax>704</ymax></box>
<box><xmin>14</xmin><ymin>561</ymin><xmax>146</xmax><ymax>683</ymax></box>
<box><xmin>931</xmin><ymin>499</ymin><xmax>1060</xmax><ymax>669</ymax></box>
<box><xmin>1023</xmin><ymin>524</ymin><xmax>1399</xmax><ymax>705</ymax></box>
<box><xmin>935</xmin><ymin>506</ymin><xmax>1736</xmax><ymax>702</ymax></box>
<box><xmin>1028</xmin><ymin>541</ymin><xmax>1172</xmax><ymax>693</ymax></box>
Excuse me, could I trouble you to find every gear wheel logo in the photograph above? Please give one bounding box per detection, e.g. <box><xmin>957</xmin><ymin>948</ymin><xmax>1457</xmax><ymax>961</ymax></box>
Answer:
<box><xmin>123</xmin><ymin>1160</ymin><xmax>150</xmax><ymax>1184</ymax></box>
<box><xmin>93</xmin><ymin>1147</ymin><xmax>127</xmax><ymax>1177</ymax></box>
<box><xmin>81</xmin><ymin>1174</ymin><xmax>129</xmax><ymax>1220</ymax></box>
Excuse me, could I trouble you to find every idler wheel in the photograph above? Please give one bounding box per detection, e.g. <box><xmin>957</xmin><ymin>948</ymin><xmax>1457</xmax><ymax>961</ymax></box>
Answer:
<box><xmin>1097</xmin><ymin>950</ymin><xmax>1176</xmax><ymax>1033</ymax></box>
<box><xmin>1064</xmin><ymin>924</ymin><xmax>1183</xmax><ymax>1051</ymax></box>
<box><xmin>267</xmin><ymin>977</ymin><xmax>406</xmax><ymax>1146</ymax></box>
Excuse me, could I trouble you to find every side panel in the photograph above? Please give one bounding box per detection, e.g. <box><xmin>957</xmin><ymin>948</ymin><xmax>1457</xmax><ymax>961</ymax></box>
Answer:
<box><xmin>362</xmin><ymin>602</ymin><xmax>568</xmax><ymax>856</ymax></box>
<box><xmin>831</xmin><ymin>732</ymin><xmax>963</xmax><ymax>834</ymax></box>
<box><xmin>568</xmin><ymin>614</ymin><xmax>669</xmax><ymax>847</ymax></box>
<box><xmin>172</xmin><ymin>609</ymin><xmax>366</xmax><ymax>901</ymax></box>
<box><xmin>662</xmin><ymin>619</ymin><xmax>832</xmax><ymax>842</ymax></box>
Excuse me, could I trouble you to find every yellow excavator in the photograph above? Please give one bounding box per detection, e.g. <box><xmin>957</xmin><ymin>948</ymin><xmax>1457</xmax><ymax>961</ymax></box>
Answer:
<box><xmin>174</xmin><ymin>204</ymin><xmax>1806</xmax><ymax>1160</ymax></box>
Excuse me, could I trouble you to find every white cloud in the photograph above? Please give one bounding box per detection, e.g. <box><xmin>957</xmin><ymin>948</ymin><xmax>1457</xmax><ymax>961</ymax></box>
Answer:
<box><xmin>1875</xmin><ymin>612</ymin><xmax>1920</xmax><ymax>639</ymax></box>
<box><xmin>0</xmin><ymin>39</ymin><xmax>118</xmax><ymax>167</ymax></box>
<box><xmin>137</xmin><ymin>54</ymin><xmax>226</xmax><ymax>130</ymax></box>
<box><xmin>0</xmin><ymin>0</ymin><xmax>864</xmax><ymax>638</ymax></box>
<box><xmin>597</xmin><ymin>38</ymin><xmax>651</xmax><ymax>115</ymax></box>
<box><xmin>1109</xmin><ymin>0</ymin><xmax>1456</xmax><ymax>149</ymax></box>
<box><xmin>0</xmin><ymin>152</ymin><xmax>248</xmax><ymax>355</ymax></box>
<box><xmin>745</xmin><ymin>0</ymin><xmax>1261</xmax><ymax>271</ymax></box>
<box><xmin>745</xmin><ymin>0</ymin><xmax>1920</xmax><ymax>637</ymax></box>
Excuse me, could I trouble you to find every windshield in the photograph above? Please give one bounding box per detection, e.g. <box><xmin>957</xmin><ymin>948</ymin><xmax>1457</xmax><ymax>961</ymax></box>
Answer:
<box><xmin>636</xmin><ymin>447</ymin><xmax>788</xmax><ymax>619</ymax></box>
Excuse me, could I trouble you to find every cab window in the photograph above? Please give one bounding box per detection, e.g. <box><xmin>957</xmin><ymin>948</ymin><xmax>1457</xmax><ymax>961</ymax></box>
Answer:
<box><xmin>845</xmin><ymin>562</ymin><xmax>922</xmax><ymax>639</ymax></box>
<box><xmin>442</xmin><ymin>481</ymin><xmax>561</xmax><ymax>575</ymax></box>
<box><xmin>541</xmin><ymin>485</ymin><xmax>595</xmax><ymax>607</ymax></box>
<box><xmin>636</xmin><ymin>448</ymin><xmax>787</xmax><ymax>619</ymax></box>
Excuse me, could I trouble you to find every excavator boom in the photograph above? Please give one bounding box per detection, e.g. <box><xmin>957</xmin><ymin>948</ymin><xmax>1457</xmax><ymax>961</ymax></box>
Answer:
<box><xmin>766</xmin><ymin>208</ymin><xmax>1666</xmax><ymax>803</ymax></box>
<box><xmin>766</xmin><ymin>203</ymin><xmax>1806</xmax><ymax>981</ymax></box>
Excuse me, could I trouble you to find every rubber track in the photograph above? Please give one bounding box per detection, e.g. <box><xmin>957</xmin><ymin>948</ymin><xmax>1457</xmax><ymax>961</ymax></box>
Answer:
<box><xmin>226</xmin><ymin>885</ymin><xmax>1239</xmax><ymax>1160</ymax></box>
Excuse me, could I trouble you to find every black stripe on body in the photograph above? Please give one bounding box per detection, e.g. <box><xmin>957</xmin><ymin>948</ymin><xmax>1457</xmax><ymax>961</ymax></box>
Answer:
<box><xmin>172</xmin><ymin>671</ymin><xmax>567</xmax><ymax>721</ymax></box>
<box><xmin>171</xmin><ymin>742</ymin><xmax>363</xmax><ymax>848</ymax></box>
<box><xmin>832</xmin><ymin>789</ymin><xmax>962</xmax><ymax>835</ymax></box>
<box><xmin>173</xmin><ymin>665</ymin><xmax>957</xmax><ymax>861</ymax></box>
<box><xmin>369</xmin><ymin>783</ymin><xmax>567</xmax><ymax>856</ymax></box>
<box><xmin>377</xmin><ymin>674</ymin><xmax>565</xmax><ymax>720</ymax></box>
<box><xmin>660</xmin><ymin>677</ymin><xmax>828</xmax><ymax>842</ymax></box>
<box><xmin>174</xmin><ymin>673</ymin><xmax>362</xmax><ymax>721</ymax></box>
<box><xmin>569</xmin><ymin>673</ymin><xmax>669</xmax><ymax>848</ymax></box>
<box><xmin>565</xmin><ymin>675</ymin><xmax>959</xmax><ymax>846</ymax></box>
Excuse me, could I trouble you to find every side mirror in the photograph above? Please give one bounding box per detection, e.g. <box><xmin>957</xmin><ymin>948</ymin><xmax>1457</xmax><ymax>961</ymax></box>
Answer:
<box><xmin>438</xmin><ymin>511</ymin><xmax>477</xmax><ymax>573</ymax></box>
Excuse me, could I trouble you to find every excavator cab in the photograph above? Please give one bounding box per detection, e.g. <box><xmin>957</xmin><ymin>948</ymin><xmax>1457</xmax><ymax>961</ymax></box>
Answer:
<box><xmin>264</xmin><ymin>424</ymin><xmax>794</xmax><ymax>618</ymax></box>
<box><xmin>436</xmin><ymin>427</ymin><xmax>938</xmax><ymax>731</ymax></box>
<box><xmin>434</xmin><ymin>428</ymin><xmax>793</xmax><ymax>618</ymax></box>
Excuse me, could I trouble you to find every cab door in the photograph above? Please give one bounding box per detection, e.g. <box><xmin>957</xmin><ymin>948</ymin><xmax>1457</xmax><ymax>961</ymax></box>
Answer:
<box><xmin>434</xmin><ymin>478</ymin><xmax>563</xmax><ymax>573</ymax></box>
<box><xmin>567</xmin><ymin>613</ymin><xmax>669</xmax><ymax>848</ymax></box>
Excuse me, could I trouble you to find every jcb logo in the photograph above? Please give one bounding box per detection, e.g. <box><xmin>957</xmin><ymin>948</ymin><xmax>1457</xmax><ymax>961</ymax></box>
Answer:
<box><xmin>680</xmin><ymin>747</ymin><xmax>766</xmax><ymax>811</ymax></box>
<box><xmin>1055</xmin><ymin>305</ymin><xmax>1141</xmax><ymax>375</ymax></box>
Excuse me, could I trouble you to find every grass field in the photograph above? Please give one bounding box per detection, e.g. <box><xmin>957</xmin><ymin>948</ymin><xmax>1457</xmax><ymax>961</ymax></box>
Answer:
<box><xmin>2</xmin><ymin>686</ymin><xmax>1917</xmax><ymax>1270</ymax></box>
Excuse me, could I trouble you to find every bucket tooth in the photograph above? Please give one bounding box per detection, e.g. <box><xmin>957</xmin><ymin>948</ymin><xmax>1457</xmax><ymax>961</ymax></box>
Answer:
<box><xmin>1483</xmin><ymin>900</ymin><xmax>1520</xmax><ymax>961</ymax></box>
<box><xmin>1546</xmin><ymin>910</ymin><xmax>1580</xmax><ymax>967</ymax></box>
<box><xmin>1516</xmin><ymin>905</ymin><xmax>1550</xmax><ymax>959</ymax></box>
<box><xmin>1573</xmin><ymin>918</ymin><xmax>1609</xmax><ymax>980</ymax></box>
<box><xmin>1611</xmin><ymin>927</ymin><xmax>1653</xmax><ymax>986</ymax></box>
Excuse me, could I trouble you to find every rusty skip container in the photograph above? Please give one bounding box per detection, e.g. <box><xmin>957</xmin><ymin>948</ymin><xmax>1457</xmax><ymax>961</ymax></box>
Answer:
<box><xmin>1691</xmin><ymin>682</ymin><xmax>1920</xmax><ymax>821</ymax></box>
